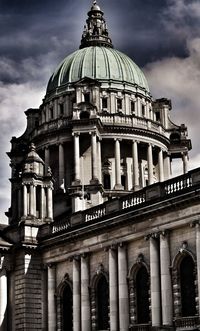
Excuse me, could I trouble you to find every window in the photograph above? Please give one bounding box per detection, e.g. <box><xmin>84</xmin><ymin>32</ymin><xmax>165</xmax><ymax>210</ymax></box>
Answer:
<box><xmin>155</xmin><ymin>111</ymin><xmax>160</xmax><ymax>122</ymax></box>
<box><xmin>60</xmin><ymin>103</ymin><xmax>64</xmax><ymax>116</ymax></box>
<box><xmin>180</xmin><ymin>255</ymin><xmax>196</xmax><ymax>317</ymax></box>
<box><xmin>103</xmin><ymin>173</ymin><xmax>111</xmax><ymax>189</ymax></box>
<box><xmin>49</xmin><ymin>108</ymin><xmax>53</xmax><ymax>120</ymax></box>
<box><xmin>102</xmin><ymin>97</ymin><xmax>108</xmax><ymax>109</ymax></box>
<box><xmin>142</xmin><ymin>105</ymin><xmax>145</xmax><ymax>117</ymax></box>
<box><xmin>80</xmin><ymin>111</ymin><xmax>90</xmax><ymax>119</ymax></box>
<box><xmin>62</xmin><ymin>284</ymin><xmax>73</xmax><ymax>331</ymax></box>
<box><xmin>84</xmin><ymin>93</ymin><xmax>90</xmax><ymax>103</ymax></box>
<box><xmin>136</xmin><ymin>266</ymin><xmax>149</xmax><ymax>324</ymax></box>
<box><xmin>97</xmin><ymin>276</ymin><xmax>109</xmax><ymax>330</ymax></box>
<box><xmin>117</xmin><ymin>98</ymin><xmax>122</xmax><ymax>111</ymax></box>
<box><xmin>121</xmin><ymin>175</ymin><xmax>126</xmax><ymax>189</ymax></box>
<box><xmin>131</xmin><ymin>101</ymin><xmax>135</xmax><ymax>114</ymax></box>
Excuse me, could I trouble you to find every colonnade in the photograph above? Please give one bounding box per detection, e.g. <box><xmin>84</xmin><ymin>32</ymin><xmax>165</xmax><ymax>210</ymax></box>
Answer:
<box><xmin>22</xmin><ymin>182</ymin><xmax>53</xmax><ymax>219</ymax></box>
<box><xmin>45</xmin><ymin>224</ymin><xmax>200</xmax><ymax>330</ymax></box>
<box><xmin>44</xmin><ymin>134</ymin><xmax>176</xmax><ymax>192</ymax></box>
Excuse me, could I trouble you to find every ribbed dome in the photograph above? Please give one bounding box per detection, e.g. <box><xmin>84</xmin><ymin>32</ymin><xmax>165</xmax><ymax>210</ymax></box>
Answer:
<box><xmin>47</xmin><ymin>46</ymin><xmax>149</xmax><ymax>93</ymax></box>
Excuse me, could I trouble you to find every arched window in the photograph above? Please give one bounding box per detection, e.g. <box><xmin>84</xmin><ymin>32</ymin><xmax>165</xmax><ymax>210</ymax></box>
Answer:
<box><xmin>80</xmin><ymin>110</ymin><xmax>90</xmax><ymax>119</ymax></box>
<box><xmin>62</xmin><ymin>284</ymin><xmax>73</xmax><ymax>331</ymax></box>
<box><xmin>97</xmin><ymin>275</ymin><xmax>109</xmax><ymax>330</ymax></box>
<box><xmin>180</xmin><ymin>255</ymin><xmax>196</xmax><ymax>317</ymax></box>
<box><xmin>136</xmin><ymin>266</ymin><xmax>149</xmax><ymax>324</ymax></box>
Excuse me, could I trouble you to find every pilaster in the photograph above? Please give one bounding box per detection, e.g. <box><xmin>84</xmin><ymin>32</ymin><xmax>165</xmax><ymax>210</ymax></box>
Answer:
<box><xmin>81</xmin><ymin>253</ymin><xmax>91</xmax><ymax>331</ymax></box>
<box><xmin>109</xmin><ymin>246</ymin><xmax>118</xmax><ymax>331</ymax></box>
<box><xmin>118</xmin><ymin>243</ymin><xmax>129</xmax><ymax>331</ymax></box>
<box><xmin>114</xmin><ymin>139</ymin><xmax>123</xmax><ymax>190</ymax></box>
<box><xmin>73</xmin><ymin>256</ymin><xmax>81</xmax><ymax>331</ymax></box>
<box><xmin>48</xmin><ymin>263</ymin><xmax>56</xmax><ymax>331</ymax></box>
<box><xmin>149</xmin><ymin>234</ymin><xmax>161</xmax><ymax>327</ymax></box>
<box><xmin>160</xmin><ymin>231</ymin><xmax>173</xmax><ymax>326</ymax></box>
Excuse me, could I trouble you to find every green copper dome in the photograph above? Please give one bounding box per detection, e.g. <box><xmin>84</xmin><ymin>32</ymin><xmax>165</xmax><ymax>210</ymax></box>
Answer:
<box><xmin>47</xmin><ymin>46</ymin><xmax>149</xmax><ymax>93</ymax></box>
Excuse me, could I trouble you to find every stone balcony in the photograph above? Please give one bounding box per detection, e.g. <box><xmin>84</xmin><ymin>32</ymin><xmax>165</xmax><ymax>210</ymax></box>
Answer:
<box><xmin>39</xmin><ymin>167</ymin><xmax>200</xmax><ymax>238</ymax></box>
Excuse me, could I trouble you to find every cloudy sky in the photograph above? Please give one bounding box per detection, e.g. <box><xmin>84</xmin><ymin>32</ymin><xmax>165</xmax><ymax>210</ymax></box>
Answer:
<box><xmin>0</xmin><ymin>0</ymin><xmax>200</xmax><ymax>222</ymax></box>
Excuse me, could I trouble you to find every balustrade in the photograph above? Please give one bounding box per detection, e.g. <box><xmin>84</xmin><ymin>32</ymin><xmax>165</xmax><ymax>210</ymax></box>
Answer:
<box><xmin>85</xmin><ymin>206</ymin><xmax>106</xmax><ymax>222</ymax></box>
<box><xmin>174</xmin><ymin>316</ymin><xmax>199</xmax><ymax>329</ymax></box>
<box><xmin>46</xmin><ymin>168</ymin><xmax>200</xmax><ymax>235</ymax></box>
<box><xmin>99</xmin><ymin>114</ymin><xmax>165</xmax><ymax>135</ymax></box>
<box><xmin>52</xmin><ymin>219</ymin><xmax>70</xmax><ymax>233</ymax></box>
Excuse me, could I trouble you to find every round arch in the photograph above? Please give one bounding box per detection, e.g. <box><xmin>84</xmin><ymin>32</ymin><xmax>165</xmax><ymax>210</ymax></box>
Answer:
<box><xmin>128</xmin><ymin>254</ymin><xmax>150</xmax><ymax>326</ymax></box>
<box><xmin>171</xmin><ymin>243</ymin><xmax>197</xmax><ymax>319</ymax></box>
<box><xmin>56</xmin><ymin>274</ymin><xmax>73</xmax><ymax>331</ymax></box>
<box><xmin>90</xmin><ymin>265</ymin><xmax>109</xmax><ymax>331</ymax></box>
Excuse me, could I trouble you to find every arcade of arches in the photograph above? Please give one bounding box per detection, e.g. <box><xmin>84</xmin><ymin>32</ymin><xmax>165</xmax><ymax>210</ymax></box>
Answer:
<box><xmin>54</xmin><ymin>239</ymin><xmax>198</xmax><ymax>331</ymax></box>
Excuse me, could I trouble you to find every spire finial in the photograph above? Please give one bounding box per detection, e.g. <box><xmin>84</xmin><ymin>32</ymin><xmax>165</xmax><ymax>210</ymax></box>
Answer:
<box><xmin>79</xmin><ymin>1</ymin><xmax>113</xmax><ymax>49</ymax></box>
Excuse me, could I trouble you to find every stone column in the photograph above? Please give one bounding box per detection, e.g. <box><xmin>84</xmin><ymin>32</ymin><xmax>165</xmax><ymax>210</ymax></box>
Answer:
<box><xmin>73</xmin><ymin>257</ymin><xmax>81</xmax><ymax>331</ymax></box>
<box><xmin>73</xmin><ymin>133</ymin><xmax>80</xmax><ymax>184</ymax></box>
<box><xmin>23</xmin><ymin>184</ymin><xmax>27</xmax><ymax>217</ymax></box>
<box><xmin>29</xmin><ymin>184</ymin><xmax>36</xmax><ymax>217</ymax></box>
<box><xmin>40</xmin><ymin>186</ymin><xmax>46</xmax><ymax>219</ymax></box>
<box><xmin>164</xmin><ymin>153</ymin><xmax>171</xmax><ymax>180</ymax></box>
<box><xmin>59</xmin><ymin>143</ymin><xmax>65</xmax><ymax>186</ymax></box>
<box><xmin>132</xmin><ymin>140</ymin><xmax>139</xmax><ymax>190</ymax></box>
<box><xmin>47</xmin><ymin>186</ymin><xmax>53</xmax><ymax>219</ymax></box>
<box><xmin>81</xmin><ymin>254</ymin><xmax>91</xmax><ymax>331</ymax></box>
<box><xmin>147</xmin><ymin>144</ymin><xmax>154</xmax><ymax>185</ymax></box>
<box><xmin>140</xmin><ymin>160</ymin><xmax>145</xmax><ymax>188</ymax></box>
<box><xmin>45</xmin><ymin>146</ymin><xmax>50</xmax><ymax>166</ymax></box>
<box><xmin>182</xmin><ymin>153</ymin><xmax>188</xmax><ymax>174</ymax></box>
<box><xmin>115</xmin><ymin>139</ymin><xmax>122</xmax><ymax>189</ymax></box>
<box><xmin>0</xmin><ymin>267</ymin><xmax>7</xmax><ymax>331</ymax></box>
<box><xmin>109</xmin><ymin>247</ymin><xmax>118</xmax><ymax>331</ymax></box>
<box><xmin>90</xmin><ymin>132</ymin><xmax>98</xmax><ymax>183</ymax></box>
<box><xmin>158</xmin><ymin>148</ymin><xmax>164</xmax><ymax>182</ymax></box>
<box><xmin>150</xmin><ymin>236</ymin><xmax>161</xmax><ymax>327</ymax></box>
<box><xmin>160</xmin><ymin>232</ymin><xmax>173</xmax><ymax>326</ymax></box>
<box><xmin>118</xmin><ymin>244</ymin><xmax>129</xmax><ymax>331</ymax></box>
<box><xmin>97</xmin><ymin>140</ymin><xmax>102</xmax><ymax>183</ymax></box>
<box><xmin>47</xmin><ymin>264</ymin><xmax>56</xmax><ymax>331</ymax></box>
<box><xmin>196</xmin><ymin>223</ymin><xmax>200</xmax><ymax>316</ymax></box>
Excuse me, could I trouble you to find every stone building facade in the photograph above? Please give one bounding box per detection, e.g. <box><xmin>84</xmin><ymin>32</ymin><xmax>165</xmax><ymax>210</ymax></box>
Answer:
<box><xmin>0</xmin><ymin>1</ymin><xmax>200</xmax><ymax>331</ymax></box>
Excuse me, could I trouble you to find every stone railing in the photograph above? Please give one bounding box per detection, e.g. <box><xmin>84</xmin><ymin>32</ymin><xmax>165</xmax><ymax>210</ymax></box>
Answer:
<box><xmin>84</xmin><ymin>205</ymin><xmax>106</xmax><ymax>222</ymax></box>
<box><xmin>31</xmin><ymin>118</ymin><xmax>70</xmax><ymax>138</ymax></box>
<box><xmin>47</xmin><ymin>167</ymin><xmax>200</xmax><ymax>235</ymax></box>
<box><xmin>52</xmin><ymin>218</ymin><xmax>70</xmax><ymax>233</ymax></box>
<box><xmin>99</xmin><ymin>114</ymin><xmax>166</xmax><ymax>135</ymax></box>
<box><xmin>174</xmin><ymin>316</ymin><xmax>199</xmax><ymax>329</ymax></box>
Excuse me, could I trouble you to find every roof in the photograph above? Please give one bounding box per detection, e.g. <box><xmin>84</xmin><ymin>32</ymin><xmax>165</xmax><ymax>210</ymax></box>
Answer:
<box><xmin>47</xmin><ymin>46</ymin><xmax>149</xmax><ymax>93</ymax></box>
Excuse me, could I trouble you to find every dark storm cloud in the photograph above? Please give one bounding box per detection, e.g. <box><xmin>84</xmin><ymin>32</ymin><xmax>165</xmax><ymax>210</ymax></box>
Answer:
<box><xmin>1</xmin><ymin>0</ymin><xmax>199</xmax><ymax>86</ymax></box>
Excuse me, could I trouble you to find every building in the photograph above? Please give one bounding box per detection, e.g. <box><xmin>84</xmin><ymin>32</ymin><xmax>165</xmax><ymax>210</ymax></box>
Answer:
<box><xmin>1</xmin><ymin>1</ymin><xmax>200</xmax><ymax>330</ymax></box>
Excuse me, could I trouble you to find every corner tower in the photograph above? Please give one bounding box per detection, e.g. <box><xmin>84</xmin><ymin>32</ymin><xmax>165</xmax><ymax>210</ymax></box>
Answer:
<box><xmin>7</xmin><ymin>1</ymin><xmax>191</xmax><ymax>222</ymax></box>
